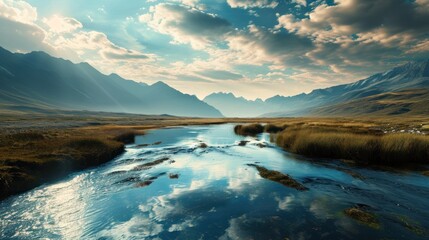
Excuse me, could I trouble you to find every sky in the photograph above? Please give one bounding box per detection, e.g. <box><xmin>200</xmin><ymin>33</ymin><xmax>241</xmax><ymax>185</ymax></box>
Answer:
<box><xmin>0</xmin><ymin>0</ymin><xmax>428</xmax><ymax>100</ymax></box>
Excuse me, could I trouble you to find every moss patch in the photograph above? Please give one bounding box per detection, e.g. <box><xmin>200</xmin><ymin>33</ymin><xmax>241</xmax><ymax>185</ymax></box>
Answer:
<box><xmin>133</xmin><ymin>157</ymin><xmax>170</xmax><ymax>171</ymax></box>
<box><xmin>344</xmin><ymin>206</ymin><xmax>380</xmax><ymax>229</ymax></box>
<box><xmin>248</xmin><ymin>164</ymin><xmax>308</xmax><ymax>191</ymax></box>
<box><xmin>395</xmin><ymin>215</ymin><xmax>425</xmax><ymax>235</ymax></box>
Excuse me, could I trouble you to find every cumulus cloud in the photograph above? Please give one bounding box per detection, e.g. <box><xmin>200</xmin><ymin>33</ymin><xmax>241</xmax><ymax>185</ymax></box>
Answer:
<box><xmin>273</xmin><ymin>0</ymin><xmax>429</xmax><ymax>79</ymax></box>
<box><xmin>0</xmin><ymin>0</ymin><xmax>53</xmax><ymax>53</ymax></box>
<box><xmin>42</xmin><ymin>15</ymin><xmax>82</xmax><ymax>33</ymax></box>
<box><xmin>0</xmin><ymin>0</ymin><xmax>37</xmax><ymax>23</ymax></box>
<box><xmin>0</xmin><ymin>0</ymin><xmax>154</xmax><ymax>84</ymax></box>
<box><xmin>225</xmin><ymin>24</ymin><xmax>314</xmax><ymax>68</ymax></box>
<box><xmin>139</xmin><ymin>3</ymin><xmax>232</xmax><ymax>49</ymax></box>
<box><xmin>277</xmin><ymin>0</ymin><xmax>429</xmax><ymax>47</ymax></box>
<box><xmin>0</xmin><ymin>17</ymin><xmax>51</xmax><ymax>53</ymax></box>
<box><xmin>227</xmin><ymin>0</ymin><xmax>279</xmax><ymax>9</ymax></box>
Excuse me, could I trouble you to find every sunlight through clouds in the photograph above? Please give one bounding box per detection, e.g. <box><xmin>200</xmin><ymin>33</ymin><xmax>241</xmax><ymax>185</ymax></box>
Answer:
<box><xmin>1</xmin><ymin>0</ymin><xmax>428</xmax><ymax>99</ymax></box>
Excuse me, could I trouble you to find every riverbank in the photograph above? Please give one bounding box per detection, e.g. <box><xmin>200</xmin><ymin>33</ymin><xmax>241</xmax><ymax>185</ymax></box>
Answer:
<box><xmin>0</xmin><ymin>112</ymin><xmax>277</xmax><ymax>200</ymax></box>
<box><xmin>234</xmin><ymin>117</ymin><xmax>429</xmax><ymax>167</ymax></box>
<box><xmin>2</xmin><ymin>112</ymin><xmax>429</xmax><ymax>200</ymax></box>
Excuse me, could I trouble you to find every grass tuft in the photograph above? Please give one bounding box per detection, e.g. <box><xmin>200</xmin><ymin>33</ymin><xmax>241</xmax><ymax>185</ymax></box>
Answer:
<box><xmin>248</xmin><ymin>164</ymin><xmax>308</xmax><ymax>191</ymax></box>
<box><xmin>344</xmin><ymin>207</ymin><xmax>380</xmax><ymax>229</ymax></box>
<box><xmin>234</xmin><ymin>124</ymin><xmax>264</xmax><ymax>136</ymax></box>
<box><xmin>264</xmin><ymin>124</ymin><xmax>285</xmax><ymax>133</ymax></box>
<box><xmin>113</xmin><ymin>131</ymin><xmax>138</xmax><ymax>144</ymax></box>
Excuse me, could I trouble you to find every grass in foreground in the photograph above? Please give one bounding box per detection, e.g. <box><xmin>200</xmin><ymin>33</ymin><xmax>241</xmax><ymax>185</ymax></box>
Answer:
<box><xmin>0</xmin><ymin>130</ymin><xmax>132</xmax><ymax>200</ymax></box>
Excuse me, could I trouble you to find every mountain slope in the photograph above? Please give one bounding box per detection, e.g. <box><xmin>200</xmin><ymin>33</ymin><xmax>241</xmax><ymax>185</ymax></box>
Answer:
<box><xmin>203</xmin><ymin>92</ymin><xmax>267</xmax><ymax>117</ymax></box>
<box><xmin>0</xmin><ymin>47</ymin><xmax>222</xmax><ymax>117</ymax></box>
<box><xmin>263</xmin><ymin>60</ymin><xmax>429</xmax><ymax>117</ymax></box>
<box><xmin>309</xmin><ymin>88</ymin><xmax>429</xmax><ymax>117</ymax></box>
<box><xmin>201</xmin><ymin>60</ymin><xmax>429</xmax><ymax>117</ymax></box>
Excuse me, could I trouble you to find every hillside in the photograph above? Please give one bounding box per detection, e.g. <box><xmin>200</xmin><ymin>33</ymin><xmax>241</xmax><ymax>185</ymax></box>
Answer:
<box><xmin>203</xmin><ymin>60</ymin><xmax>429</xmax><ymax>117</ymax></box>
<box><xmin>262</xmin><ymin>60</ymin><xmax>429</xmax><ymax>117</ymax></box>
<box><xmin>203</xmin><ymin>92</ymin><xmax>268</xmax><ymax>117</ymax></box>
<box><xmin>0</xmin><ymin>47</ymin><xmax>223</xmax><ymax>117</ymax></box>
<box><xmin>309</xmin><ymin>88</ymin><xmax>429</xmax><ymax>117</ymax></box>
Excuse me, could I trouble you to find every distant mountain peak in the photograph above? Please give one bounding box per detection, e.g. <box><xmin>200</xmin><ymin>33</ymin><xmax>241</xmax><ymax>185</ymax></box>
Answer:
<box><xmin>152</xmin><ymin>81</ymin><xmax>170</xmax><ymax>88</ymax></box>
<box><xmin>0</xmin><ymin>47</ymin><xmax>223</xmax><ymax>118</ymax></box>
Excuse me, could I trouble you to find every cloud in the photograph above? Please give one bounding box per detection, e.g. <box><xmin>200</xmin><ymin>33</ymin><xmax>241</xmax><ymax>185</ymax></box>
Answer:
<box><xmin>407</xmin><ymin>40</ymin><xmax>429</xmax><ymax>54</ymax></box>
<box><xmin>225</xmin><ymin>24</ymin><xmax>314</xmax><ymax>67</ymax></box>
<box><xmin>0</xmin><ymin>0</ymin><xmax>37</xmax><ymax>23</ymax></box>
<box><xmin>0</xmin><ymin>17</ymin><xmax>51</xmax><ymax>53</ymax></box>
<box><xmin>176</xmin><ymin>74</ymin><xmax>212</xmax><ymax>82</ymax></box>
<box><xmin>197</xmin><ymin>70</ymin><xmax>243</xmax><ymax>80</ymax></box>
<box><xmin>99</xmin><ymin>216</ymin><xmax>163</xmax><ymax>239</ymax></box>
<box><xmin>272</xmin><ymin>0</ymin><xmax>429</xmax><ymax>80</ymax></box>
<box><xmin>227</xmin><ymin>0</ymin><xmax>279</xmax><ymax>9</ymax></box>
<box><xmin>139</xmin><ymin>3</ymin><xmax>232</xmax><ymax>49</ymax></box>
<box><xmin>277</xmin><ymin>0</ymin><xmax>429</xmax><ymax>47</ymax></box>
<box><xmin>292</xmin><ymin>0</ymin><xmax>307</xmax><ymax>7</ymax></box>
<box><xmin>0</xmin><ymin>0</ymin><xmax>52</xmax><ymax>53</ymax></box>
<box><xmin>42</xmin><ymin>15</ymin><xmax>83</xmax><ymax>33</ymax></box>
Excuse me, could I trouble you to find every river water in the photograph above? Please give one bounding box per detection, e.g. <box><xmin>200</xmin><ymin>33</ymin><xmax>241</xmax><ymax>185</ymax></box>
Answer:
<box><xmin>1</xmin><ymin>124</ymin><xmax>428</xmax><ymax>239</ymax></box>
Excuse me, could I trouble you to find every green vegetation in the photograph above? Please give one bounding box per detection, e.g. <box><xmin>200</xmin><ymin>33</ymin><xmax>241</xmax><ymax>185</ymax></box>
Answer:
<box><xmin>344</xmin><ymin>207</ymin><xmax>380</xmax><ymax>229</ymax></box>
<box><xmin>234</xmin><ymin>124</ymin><xmax>264</xmax><ymax>136</ymax></box>
<box><xmin>248</xmin><ymin>164</ymin><xmax>308</xmax><ymax>191</ymax></box>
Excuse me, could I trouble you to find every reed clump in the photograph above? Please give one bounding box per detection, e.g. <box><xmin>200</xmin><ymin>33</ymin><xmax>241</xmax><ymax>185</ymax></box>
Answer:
<box><xmin>264</xmin><ymin>124</ymin><xmax>285</xmax><ymax>133</ymax></box>
<box><xmin>234</xmin><ymin>124</ymin><xmax>264</xmax><ymax>136</ymax></box>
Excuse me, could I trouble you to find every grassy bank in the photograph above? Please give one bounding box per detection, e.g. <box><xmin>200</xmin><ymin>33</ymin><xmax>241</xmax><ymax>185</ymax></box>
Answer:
<box><xmin>2</xmin><ymin>113</ymin><xmax>429</xmax><ymax>200</ymax></box>
<box><xmin>0</xmin><ymin>129</ymin><xmax>138</xmax><ymax>200</ymax></box>
<box><xmin>235</xmin><ymin>118</ymin><xmax>429</xmax><ymax>166</ymax></box>
<box><xmin>0</xmin><ymin>113</ymin><xmax>287</xmax><ymax>200</ymax></box>
<box><xmin>274</xmin><ymin>126</ymin><xmax>429</xmax><ymax>165</ymax></box>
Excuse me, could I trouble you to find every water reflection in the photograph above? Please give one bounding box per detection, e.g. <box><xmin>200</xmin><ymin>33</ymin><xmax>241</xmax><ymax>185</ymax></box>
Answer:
<box><xmin>1</xmin><ymin>124</ymin><xmax>429</xmax><ymax>239</ymax></box>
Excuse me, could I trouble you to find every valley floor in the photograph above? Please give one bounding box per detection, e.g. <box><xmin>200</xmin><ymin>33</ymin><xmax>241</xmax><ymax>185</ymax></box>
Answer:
<box><xmin>1</xmin><ymin>111</ymin><xmax>428</xmax><ymax>200</ymax></box>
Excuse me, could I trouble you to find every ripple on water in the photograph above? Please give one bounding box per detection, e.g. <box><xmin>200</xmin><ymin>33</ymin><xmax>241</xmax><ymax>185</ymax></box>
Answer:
<box><xmin>1</xmin><ymin>124</ymin><xmax>429</xmax><ymax>239</ymax></box>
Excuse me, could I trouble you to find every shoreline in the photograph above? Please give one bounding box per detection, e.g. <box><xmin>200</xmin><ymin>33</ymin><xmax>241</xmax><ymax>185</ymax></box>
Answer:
<box><xmin>1</xmin><ymin>115</ymin><xmax>429</xmax><ymax>201</ymax></box>
<box><xmin>0</xmin><ymin>116</ymin><xmax>272</xmax><ymax>201</ymax></box>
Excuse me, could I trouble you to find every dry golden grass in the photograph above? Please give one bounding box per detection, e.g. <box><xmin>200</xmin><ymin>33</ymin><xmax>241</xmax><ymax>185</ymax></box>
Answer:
<box><xmin>1</xmin><ymin>113</ymin><xmax>429</xmax><ymax>200</ymax></box>
<box><xmin>0</xmin><ymin>114</ymin><xmax>285</xmax><ymax>200</ymax></box>
<box><xmin>275</xmin><ymin>125</ymin><xmax>429</xmax><ymax>165</ymax></box>
<box><xmin>234</xmin><ymin>124</ymin><xmax>264</xmax><ymax>136</ymax></box>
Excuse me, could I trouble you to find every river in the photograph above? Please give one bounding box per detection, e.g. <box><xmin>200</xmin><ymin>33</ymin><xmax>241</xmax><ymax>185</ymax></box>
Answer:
<box><xmin>1</xmin><ymin>124</ymin><xmax>428</xmax><ymax>239</ymax></box>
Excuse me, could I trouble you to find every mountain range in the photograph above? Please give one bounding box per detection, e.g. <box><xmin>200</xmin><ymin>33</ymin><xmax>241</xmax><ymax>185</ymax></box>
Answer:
<box><xmin>0</xmin><ymin>47</ymin><xmax>222</xmax><ymax>117</ymax></box>
<box><xmin>1</xmin><ymin>46</ymin><xmax>428</xmax><ymax>118</ymax></box>
<box><xmin>205</xmin><ymin>60</ymin><xmax>429</xmax><ymax>117</ymax></box>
